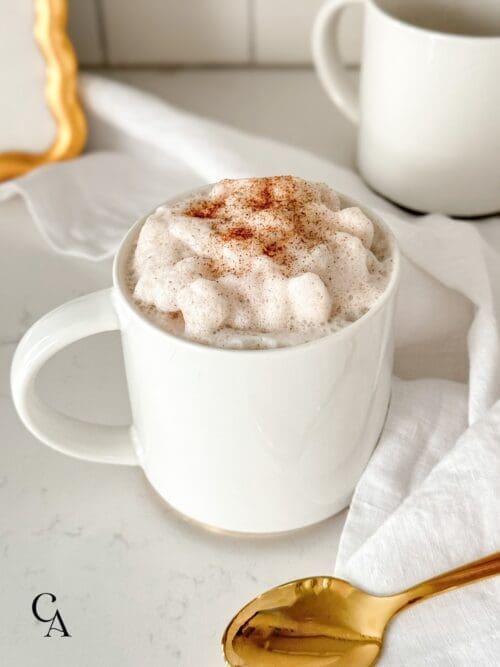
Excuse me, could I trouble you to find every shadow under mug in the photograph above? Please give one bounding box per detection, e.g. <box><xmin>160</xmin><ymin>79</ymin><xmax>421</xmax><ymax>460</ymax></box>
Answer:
<box><xmin>11</xmin><ymin>188</ymin><xmax>400</xmax><ymax>534</ymax></box>
<box><xmin>313</xmin><ymin>0</ymin><xmax>500</xmax><ymax>216</ymax></box>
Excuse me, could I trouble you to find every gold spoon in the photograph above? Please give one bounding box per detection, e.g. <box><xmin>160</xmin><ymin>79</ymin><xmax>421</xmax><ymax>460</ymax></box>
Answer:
<box><xmin>223</xmin><ymin>552</ymin><xmax>499</xmax><ymax>666</ymax></box>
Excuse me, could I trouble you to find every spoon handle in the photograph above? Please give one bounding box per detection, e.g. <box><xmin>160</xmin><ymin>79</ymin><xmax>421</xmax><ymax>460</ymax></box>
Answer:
<box><xmin>394</xmin><ymin>551</ymin><xmax>500</xmax><ymax>611</ymax></box>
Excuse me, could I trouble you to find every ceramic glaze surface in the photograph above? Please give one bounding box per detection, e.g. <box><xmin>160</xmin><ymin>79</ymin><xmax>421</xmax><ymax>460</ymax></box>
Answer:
<box><xmin>11</xmin><ymin>187</ymin><xmax>399</xmax><ymax>533</ymax></box>
<box><xmin>313</xmin><ymin>0</ymin><xmax>500</xmax><ymax>215</ymax></box>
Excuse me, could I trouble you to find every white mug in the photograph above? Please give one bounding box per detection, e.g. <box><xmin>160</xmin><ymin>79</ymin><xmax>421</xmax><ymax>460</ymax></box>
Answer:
<box><xmin>313</xmin><ymin>0</ymin><xmax>500</xmax><ymax>216</ymax></box>
<box><xmin>11</xmin><ymin>188</ymin><xmax>400</xmax><ymax>534</ymax></box>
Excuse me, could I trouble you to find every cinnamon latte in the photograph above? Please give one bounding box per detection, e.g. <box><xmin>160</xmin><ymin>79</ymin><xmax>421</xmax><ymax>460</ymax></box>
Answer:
<box><xmin>127</xmin><ymin>176</ymin><xmax>393</xmax><ymax>349</ymax></box>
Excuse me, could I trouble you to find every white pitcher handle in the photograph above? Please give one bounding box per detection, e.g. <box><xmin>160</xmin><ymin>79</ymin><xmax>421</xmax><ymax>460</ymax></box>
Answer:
<box><xmin>11</xmin><ymin>288</ymin><xmax>138</xmax><ymax>466</ymax></box>
<box><xmin>312</xmin><ymin>0</ymin><xmax>363</xmax><ymax>124</ymax></box>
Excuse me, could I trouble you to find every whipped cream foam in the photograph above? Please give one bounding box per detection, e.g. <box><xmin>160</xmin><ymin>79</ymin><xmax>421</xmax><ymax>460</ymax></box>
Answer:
<box><xmin>128</xmin><ymin>176</ymin><xmax>393</xmax><ymax>349</ymax></box>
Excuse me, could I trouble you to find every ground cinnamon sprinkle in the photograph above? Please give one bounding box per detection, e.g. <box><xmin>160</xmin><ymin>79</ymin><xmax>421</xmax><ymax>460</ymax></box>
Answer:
<box><xmin>184</xmin><ymin>199</ymin><xmax>223</xmax><ymax>219</ymax></box>
<box><xmin>218</xmin><ymin>226</ymin><xmax>254</xmax><ymax>242</ymax></box>
<box><xmin>130</xmin><ymin>176</ymin><xmax>392</xmax><ymax>348</ymax></box>
<box><xmin>184</xmin><ymin>176</ymin><xmax>308</xmax><ymax>219</ymax></box>
<box><xmin>263</xmin><ymin>242</ymin><xmax>280</xmax><ymax>257</ymax></box>
<box><xmin>181</xmin><ymin>176</ymin><xmax>320</xmax><ymax>271</ymax></box>
<box><xmin>248</xmin><ymin>181</ymin><xmax>274</xmax><ymax>210</ymax></box>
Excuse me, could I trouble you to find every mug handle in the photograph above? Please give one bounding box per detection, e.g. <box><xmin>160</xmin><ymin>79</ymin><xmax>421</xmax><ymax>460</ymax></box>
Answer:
<box><xmin>11</xmin><ymin>288</ymin><xmax>138</xmax><ymax>466</ymax></box>
<box><xmin>312</xmin><ymin>0</ymin><xmax>363</xmax><ymax>124</ymax></box>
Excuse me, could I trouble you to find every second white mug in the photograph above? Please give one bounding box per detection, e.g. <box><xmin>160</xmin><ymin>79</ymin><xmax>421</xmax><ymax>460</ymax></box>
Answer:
<box><xmin>313</xmin><ymin>0</ymin><xmax>500</xmax><ymax>216</ymax></box>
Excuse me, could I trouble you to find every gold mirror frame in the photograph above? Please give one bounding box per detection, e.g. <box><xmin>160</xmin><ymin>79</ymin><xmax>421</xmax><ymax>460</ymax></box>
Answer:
<box><xmin>0</xmin><ymin>0</ymin><xmax>86</xmax><ymax>182</ymax></box>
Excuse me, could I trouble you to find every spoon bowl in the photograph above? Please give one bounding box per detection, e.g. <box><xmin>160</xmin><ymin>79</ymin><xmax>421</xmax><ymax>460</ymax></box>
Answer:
<box><xmin>223</xmin><ymin>553</ymin><xmax>500</xmax><ymax>666</ymax></box>
<box><xmin>223</xmin><ymin>576</ymin><xmax>397</xmax><ymax>667</ymax></box>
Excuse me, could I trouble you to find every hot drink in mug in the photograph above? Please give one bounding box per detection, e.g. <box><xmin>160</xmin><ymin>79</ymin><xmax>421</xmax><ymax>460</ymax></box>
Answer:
<box><xmin>12</xmin><ymin>177</ymin><xmax>400</xmax><ymax>533</ymax></box>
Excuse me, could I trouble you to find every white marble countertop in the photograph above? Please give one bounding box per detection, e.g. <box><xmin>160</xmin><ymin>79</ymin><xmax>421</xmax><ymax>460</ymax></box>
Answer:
<box><xmin>0</xmin><ymin>68</ymin><xmax>355</xmax><ymax>666</ymax></box>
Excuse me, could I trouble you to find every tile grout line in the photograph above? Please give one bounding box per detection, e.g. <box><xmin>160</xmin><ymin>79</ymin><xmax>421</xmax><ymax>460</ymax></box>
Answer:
<box><xmin>94</xmin><ymin>0</ymin><xmax>110</xmax><ymax>66</ymax></box>
<box><xmin>82</xmin><ymin>63</ymin><xmax>336</xmax><ymax>71</ymax></box>
<box><xmin>247</xmin><ymin>0</ymin><xmax>256</xmax><ymax>65</ymax></box>
<box><xmin>82</xmin><ymin>63</ymin><xmax>360</xmax><ymax>72</ymax></box>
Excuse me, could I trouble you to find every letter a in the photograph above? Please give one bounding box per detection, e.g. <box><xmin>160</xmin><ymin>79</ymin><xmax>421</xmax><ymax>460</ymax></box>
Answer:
<box><xmin>45</xmin><ymin>610</ymin><xmax>71</xmax><ymax>638</ymax></box>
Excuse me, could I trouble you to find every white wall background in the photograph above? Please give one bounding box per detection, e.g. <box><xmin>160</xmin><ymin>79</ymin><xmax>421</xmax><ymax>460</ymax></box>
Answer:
<box><xmin>68</xmin><ymin>0</ymin><xmax>362</xmax><ymax>66</ymax></box>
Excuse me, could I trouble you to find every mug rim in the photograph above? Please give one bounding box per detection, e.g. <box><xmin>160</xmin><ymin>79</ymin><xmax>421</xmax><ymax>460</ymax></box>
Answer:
<box><xmin>370</xmin><ymin>0</ymin><xmax>500</xmax><ymax>42</ymax></box>
<box><xmin>112</xmin><ymin>184</ymin><xmax>401</xmax><ymax>356</ymax></box>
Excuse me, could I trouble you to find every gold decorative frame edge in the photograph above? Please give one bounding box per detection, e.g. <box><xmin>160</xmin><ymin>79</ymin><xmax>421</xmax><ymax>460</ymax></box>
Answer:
<box><xmin>0</xmin><ymin>0</ymin><xmax>87</xmax><ymax>182</ymax></box>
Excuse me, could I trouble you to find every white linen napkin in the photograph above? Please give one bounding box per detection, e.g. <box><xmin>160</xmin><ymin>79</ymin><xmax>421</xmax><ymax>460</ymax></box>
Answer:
<box><xmin>2</xmin><ymin>73</ymin><xmax>499</xmax><ymax>665</ymax></box>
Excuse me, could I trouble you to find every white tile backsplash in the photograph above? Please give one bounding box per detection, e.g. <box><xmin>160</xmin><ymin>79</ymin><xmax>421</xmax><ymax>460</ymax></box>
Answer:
<box><xmin>338</xmin><ymin>2</ymin><xmax>363</xmax><ymax>66</ymax></box>
<box><xmin>67</xmin><ymin>0</ymin><xmax>362</xmax><ymax>67</ymax></box>
<box><xmin>254</xmin><ymin>0</ymin><xmax>362</xmax><ymax>65</ymax></box>
<box><xmin>68</xmin><ymin>0</ymin><xmax>103</xmax><ymax>65</ymax></box>
<box><xmin>102</xmin><ymin>0</ymin><xmax>250</xmax><ymax>65</ymax></box>
<box><xmin>254</xmin><ymin>0</ymin><xmax>319</xmax><ymax>64</ymax></box>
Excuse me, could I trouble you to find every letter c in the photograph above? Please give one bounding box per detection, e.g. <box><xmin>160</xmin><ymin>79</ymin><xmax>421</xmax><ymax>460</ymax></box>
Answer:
<box><xmin>32</xmin><ymin>593</ymin><xmax>57</xmax><ymax>622</ymax></box>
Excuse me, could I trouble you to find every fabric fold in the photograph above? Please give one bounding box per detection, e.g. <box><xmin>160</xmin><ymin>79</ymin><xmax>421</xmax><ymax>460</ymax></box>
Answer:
<box><xmin>1</xmin><ymin>73</ymin><xmax>498</xmax><ymax>665</ymax></box>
